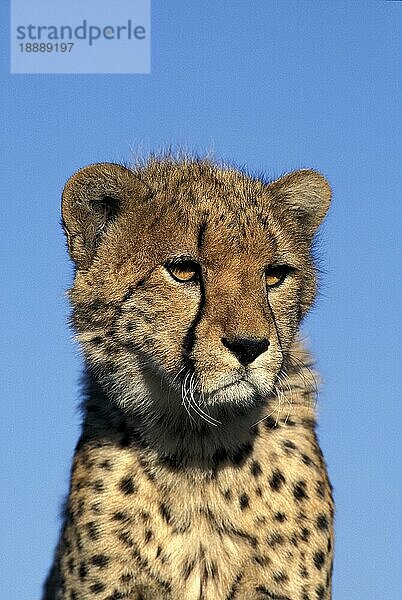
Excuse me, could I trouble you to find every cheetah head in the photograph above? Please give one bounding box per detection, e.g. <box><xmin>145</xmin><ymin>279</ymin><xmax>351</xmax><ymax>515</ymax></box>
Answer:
<box><xmin>62</xmin><ymin>158</ymin><xmax>330</xmax><ymax>423</ymax></box>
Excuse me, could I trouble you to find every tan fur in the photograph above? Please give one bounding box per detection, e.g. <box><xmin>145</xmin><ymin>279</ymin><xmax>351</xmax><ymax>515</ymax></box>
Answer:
<box><xmin>44</xmin><ymin>156</ymin><xmax>334</xmax><ymax>600</ymax></box>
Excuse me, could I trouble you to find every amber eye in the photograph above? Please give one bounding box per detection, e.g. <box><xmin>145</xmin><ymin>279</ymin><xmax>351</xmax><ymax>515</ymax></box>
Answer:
<box><xmin>265</xmin><ymin>265</ymin><xmax>293</xmax><ymax>288</ymax></box>
<box><xmin>166</xmin><ymin>260</ymin><xmax>200</xmax><ymax>283</ymax></box>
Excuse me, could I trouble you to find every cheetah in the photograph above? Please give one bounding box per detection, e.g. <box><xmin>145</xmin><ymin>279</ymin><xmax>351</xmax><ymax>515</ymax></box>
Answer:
<box><xmin>43</xmin><ymin>156</ymin><xmax>334</xmax><ymax>600</ymax></box>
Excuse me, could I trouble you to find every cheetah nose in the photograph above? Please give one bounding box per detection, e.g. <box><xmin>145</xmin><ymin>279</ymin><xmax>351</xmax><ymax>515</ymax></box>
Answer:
<box><xmin>221</xmin><ymin>337</ymin><xmax>270</xmax><ymax>366</ymax></box>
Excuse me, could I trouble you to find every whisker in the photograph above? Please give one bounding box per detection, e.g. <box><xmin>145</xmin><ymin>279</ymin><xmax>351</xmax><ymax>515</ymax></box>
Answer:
<box><xmin>167</xmin><ymin>365</ymin><xmax>186</xmax><ymax>406</ymax></box>
<box><xmin>276</xmin><ymin>371</ymin><xmax>293</xmax><ymax>423</ymax></box>
<box><xmin>274</xmin><ymin>384</ymin><xmax>283</xmax><ymax>426</ymax></box>
<box><xmin>187</xmin><ymin>371</ymin><xmax>221</xmax><ymax>427</ymax></box>
<box><xmin>251</xmin><ymin>388</ymin><xmax>281</xmax><ymax>428</ymax></box>
<box><xmin>284</xmin><ymin>351</ymin><xmax>318</xmax><ymax>409</ymax></box>
<box><xmin>181</xmin><ymin>370</ymin><xmax>196</xmax><ymax>425</ymax></box>
<box><xmin>182</xmin><ymin>370</ymin><xmax>212</xmax><ymax>426</ymax></box>
<box><xmin>286</xmin><ymin>352</ymin><xmax>318</xmax><ymax>390</ymax></box>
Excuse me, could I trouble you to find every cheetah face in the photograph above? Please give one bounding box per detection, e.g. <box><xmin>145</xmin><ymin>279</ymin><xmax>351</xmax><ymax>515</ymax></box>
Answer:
<box><xmin>63</xmin><ymin>159</ymin><xmax>330</xmax><ymax>420</ymax></box>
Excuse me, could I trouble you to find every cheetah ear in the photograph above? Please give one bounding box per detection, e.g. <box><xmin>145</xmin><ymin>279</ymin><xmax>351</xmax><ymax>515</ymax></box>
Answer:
<box><xmin>268</xmin><ymin>169</ymin><xmax>331</xmax><ymax>236</ymax></box>
<box><xmin>62</xmin><ymin>163</ymin><xmax>151</xmax><ymax>269</ymax></box>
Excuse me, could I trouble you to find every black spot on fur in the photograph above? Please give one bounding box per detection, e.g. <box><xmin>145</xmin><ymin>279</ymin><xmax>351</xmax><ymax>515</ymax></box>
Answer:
<box><xmin>160</xmin><ymin>502</ymin><xmax>172</xmax><ymax>524</ymax></box>
<box><xmin>92</xmin><ymin>480</ymin><xmax>104</xmax><ymax>493</ymax></box>
<box><xmin>316</xmin><ymin>480</ymin><xmax>326</xmax><ymax>499</ymax></box>
<box><xmin>263</xmin><ymin>416</ymin><xmax>278</xmax><ymax>429</ymax></box>
<box><xmin>253</xmin><ymin>554</ymin><xmax>269</xmax><ymax>566</ymax></box>
<box><xmin>255</xmin><ymin>585</ymin><xmax>291</xmax><ymax>599</ymax></box>
<box><xmin>159</xmin><ymin>578</ymin><xmax>172</xmax><ymax>594</ymax></box>
<box><xmin>226</xmin><ymin>573</ymin><xmax>243</xmax><ymax>599</ymax></box>
<box><xmin>223</xmin><ymin>489</ymin><xmax>232</xmax><ymax>501</ymax></box>
<box><xmin>59</xmin><ymin>576</ymin><xmax>66</xmax><ymax>594</ymax></box>
<box><xmin>273</xmin><ymin>571</ymin><xmax>288</xmax><ymax>583</ymax></box>
<box><xmin>105</xmin><ymin>591</ymin><xmax>124</xmax><ymax>600</ymax></box>
<box><xmin>301</xmin><ymin>454</ymin><xmax>313</xmax><ymax>466</ymax></box>
<box><xmin>251</xmin><ymin>460</ymin><xmax>262</xmax><ymax>477</ymax></box>
<box><xmin>313</xmin><ymin>550</ymin><xmax>325</xmax><ymax>570</ymax></box>
<box><xmin>89</xmin><ymin>581</ymin><xmax>106</xmax><ymax>594</ymax></box>
<box><xmin>76</xmin><ymin>498</ymin><xmax>84</xmax><ymax>518</ymax></box>
<box><xmin>274</xmin><ymin>512</ymin><xmax>287</xmax><ymax>523</ymax></box>
<box><xmin>121</xmin><ymin>339</ymin><xmax>142</xmax><ymax>353</ymax></box>
<box><xmin>78</xmin><ymin>562</ymin><xmax>87</xmax><ymax>580</ymax></box>
<box><xmin>86</xmin><ymin>521</ymin><xmax>100</xmax><ymax>540</ymax></box>
<box><xmin>118</xmin><ymin>531</ymin><xmax>134</xmax><ymax>548</ymax></box>
<box><xmin>267</xmin><ymin>532</ymin><xmax>284</xmax><ymax>547</ymax></box>
<box><xmin>293</xmin><ymin>480</ymin><xmax>308</xmax><ymax>501</ymax></box>
<box><xmin>76</xmin><ymin>532</ymin><xmax>83</xmax><ymax>552</ymax></box>
<box><xmin>239</xmin><ymin>493</ymin><xmax>250</xmax><ymax>510</ymax></box>
<box><xmin>125</xmin><ymin>321</ymin><xmax>134</xmax><ymax>332</ymax></box>
<box><xmin>183</xmin><ymin>557</ymin><xmax>196</xmax><ymax>580</ymax></box>
<box><xmin>211</xmin><ymin>561</ymin><xmax>218</xmax><ymax>579</ymax></box>
<box><xmin>99</xmin><ymin>459</ymin><xmax>113</xmax><ymax>470</ymax></box>
<box><xmin>113</xmin><ymin>511</ymin><xmax>129</xmax><ymax>522</ymax></box>
<box><xmin>283</xmin><ymin>439</ymin><xmax>297</xmax><ymax>450</ymax></box>
<box><xmin>300</xmin><ymin>565</ymin><xmax>309</xmax><ymax>579</ymax></box>
<box><xmin>316</xmin><ymin>584</ymin><xmax>325</xmax><ymax>599</ymax></box>
<box><xmin>138</xmin><ymin>455</ymin><xmax>156</xmax><ymax>481</ymax></box>
<box><xmin>300</xmin><ymin>527</ymin><xmax>310</xmax><ymax>542</ymax></box>
<box><xmin>91</xmin><ymin>554</ymin><xmax>109</xmax><ymax>568</ymax></box>
<box><xmin>67</xmin><ymin>557</ymin><xmax>75</xmax><ymax>574</ymax></box>
<box><xmin>220</xmin><ymin>520</ymin><xmax>258</xmax><ymax>547</ymax></box>
<box><xmin>317</xmin><ymin>514</ymin><xmax>329</xmax><ymax>531</ymax></box>
<box><xmin>269</xmin><ymin>469</ymin><xmax>286</xmax><ymax>491</ymax></box>
<box><xmin>119</xmin><ymin>476</ymin><xmax>136</xmax><ymax>495</ymax></box>
<box><xmin>172</xmin><ymin>521</ymin><xmax>191</xmax><ymax>534</ymax></box>
<box><xmin>121</xmin><ymin>285</ymin><xmax>136</xmax><ymax>303</ymax></box>
<box><xmin>144</xmin><ymin>529</ymin><xmax>153</xmax><ymax>543</ymax></box>
<box><xmin>203</xmin><ymin>560</ymin><xmax>218</xmax><ymax>580</ymax></box>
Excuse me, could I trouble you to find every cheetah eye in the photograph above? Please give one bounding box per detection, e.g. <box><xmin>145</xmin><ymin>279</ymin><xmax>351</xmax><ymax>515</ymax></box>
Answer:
<box><xmin>165</xmin><ymin>259</ymin><xmax>200</xmax><ymax>283</ymax></box>
<box><xmin>265</xmin><ymin>265</ymin><xmax>294</xmax><ymax>288</ymax></box>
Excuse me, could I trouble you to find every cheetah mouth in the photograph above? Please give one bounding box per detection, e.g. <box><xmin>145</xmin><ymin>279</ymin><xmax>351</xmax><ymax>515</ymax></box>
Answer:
<box><xmin>205</xmin><ymin>377</ymin><xmax>258</xmax><ymax>403</ymax></box>
<box><xmin>209</xmin><ymin>378</ymin><xmax>248</xmax><ymax>393</ymax></box>
<box><xmin>172</xmin><ymin>367</ymin><xmax>271</xmax><ymax>410</ymax></box>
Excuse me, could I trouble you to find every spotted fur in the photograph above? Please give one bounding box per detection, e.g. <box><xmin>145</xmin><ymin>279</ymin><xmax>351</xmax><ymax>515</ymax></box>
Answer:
<box><xmin>44</xmin><ymin>156</ymin><xmax>334</xmax><ymax>599</ymax></box>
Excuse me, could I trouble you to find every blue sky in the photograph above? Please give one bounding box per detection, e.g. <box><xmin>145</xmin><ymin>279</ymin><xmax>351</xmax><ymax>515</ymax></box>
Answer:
<box><xmin>1</xmin><ymin>2</ymin><xmax>401</xmax><ymax>598</ymax></box>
